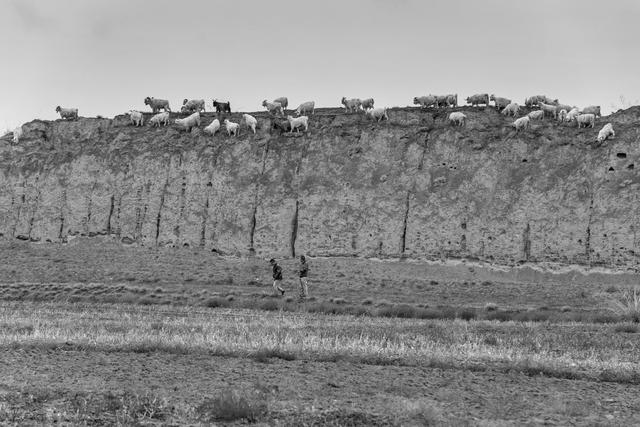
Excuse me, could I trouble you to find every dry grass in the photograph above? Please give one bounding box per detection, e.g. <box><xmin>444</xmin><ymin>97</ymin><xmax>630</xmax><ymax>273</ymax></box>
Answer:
<box><xmin>0</xmin><ymin>301</ymin><xmax>638</xmax><ymax>384</ymax></box>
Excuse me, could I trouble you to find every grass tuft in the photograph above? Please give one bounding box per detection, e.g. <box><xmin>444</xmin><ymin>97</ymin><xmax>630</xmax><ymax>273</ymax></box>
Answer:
<box><xmin>196</xmin><ymin>388</ymin><xmax>267</xmax><ymax>423</ymax></box>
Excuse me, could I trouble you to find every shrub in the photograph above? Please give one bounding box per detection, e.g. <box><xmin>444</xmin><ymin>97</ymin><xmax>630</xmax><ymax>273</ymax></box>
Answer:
<box><xmin>361</xmin><ymin>298</ymin><xmax>374</xmax><ymax>306</ymax></box>
<box><xmin>259</xmin><ymin>299</ymin><xmax>280</xmax><ymax>311</ymax></box>
<box><xmin>614</xmin><ymin>323</ymin><xmax>639</xmax><ymax>333</ymax></box>
<box><xmin>606</xmin><ymin>286</ymin><xmax>640</xmax><ymax>322</ymax></box>
<box><xmin>486</xmin><ymin>311</ymin><xmax>514</xmax><ymax>322</ymax></box>
<box><xmin>206</xmin><ymin>297</ymin><xmax>230</xmax><ymax>308</ymax></box>
<box><xmin>456</xmin><ymin>308</ymin><xmax>477</xmax><ymax>321</ymax></box>
<box><xmin>376</xmin><ymin>304</ymin><xmax>416</xmax><ymax>319</ymax></box>
<box><xmin>196</xmin><ymin>389</ymin><xmax>267</xmax><ymax>422</ymax></box>
<box><xmin>484</xmin><ymin>302</ymin><xmax>498</xmax><ymax>312</ymax></box>
<box><xmin>251</xmin><ymin>348</ymin><xmax>296</xmax><ymax>363</ymax></box>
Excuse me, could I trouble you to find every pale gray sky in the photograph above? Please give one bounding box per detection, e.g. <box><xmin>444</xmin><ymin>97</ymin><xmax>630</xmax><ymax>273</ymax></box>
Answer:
<box><xmin>1</xmin><ymin>0</ymin><xmax>639</xmax><ymax>131</ymax></box>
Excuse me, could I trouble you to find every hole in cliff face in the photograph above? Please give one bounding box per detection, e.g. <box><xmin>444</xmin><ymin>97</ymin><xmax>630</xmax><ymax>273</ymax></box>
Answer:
<box><xmin>206</xmin><ymin>182</ymin><xmax>212</xmax><ymax>187</ymax></box>
<box><xmin>522</xmin><ymin>159</ymin><xmax>528</xmax><ymax>163</ymax></box>
<box><xmin>617</xmin><ymin>152</ymin><xmax>627</xmax><ymax>159</ymax></box>
<box><xmin>578</xmin><ymin>239</ymin><xmax>582</xmax><ymax>244</ymax></box>
<box><xmin>608</xmin><ymin>167</ymin><xmax>615</xmax><ymax>172</ymax></box>
<box><xmin>628</xmin><ymin>164</ymin><xmax>635</xmax><ymax>170</ymax></box>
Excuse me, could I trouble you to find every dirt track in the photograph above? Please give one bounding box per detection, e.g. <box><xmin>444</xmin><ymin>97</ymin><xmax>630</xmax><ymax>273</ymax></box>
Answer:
<box><xmin>1</xmin><ymin>345</ymin><xmax>639</xmax><ymax>425</ymax></box>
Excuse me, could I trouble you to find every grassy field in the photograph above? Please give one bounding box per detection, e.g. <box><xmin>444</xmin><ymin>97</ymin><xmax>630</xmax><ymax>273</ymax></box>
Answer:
<box><xmin>1</xmin><ymin>239</ymin><xmax>640</xmax><ymax>424</ymax></box>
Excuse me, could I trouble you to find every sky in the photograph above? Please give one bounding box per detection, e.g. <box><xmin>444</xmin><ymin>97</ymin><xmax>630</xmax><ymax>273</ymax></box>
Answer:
<box><xmin>1</xmin><ymin>0</ymin><xmax>639</xmax><ymax>131</ymax></box>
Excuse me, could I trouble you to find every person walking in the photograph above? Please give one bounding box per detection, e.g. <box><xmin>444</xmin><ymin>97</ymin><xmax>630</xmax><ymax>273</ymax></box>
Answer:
<box><xmin>269</xmin><ymin>258</ymin><xmax>285</xmax><ymax>296</ymax></box>
<box><xmin>298</xmin><ymin>255</ymin><xmax>309</xmax><ymax>301</ymax></box>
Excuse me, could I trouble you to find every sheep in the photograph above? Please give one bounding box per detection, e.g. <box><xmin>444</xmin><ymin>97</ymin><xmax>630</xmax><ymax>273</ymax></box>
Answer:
<box><xmin>243</xmin><ymin>114</ymin><xmax>257</xmax><ymax>134</ymax></box>
<box><xmin>287</xmin><ymin>115</ymin><xmax>309</xmax><ymax>133</ymax></box>
<box><xmin>12</xmin><ymin>126</ymin><xmax>23</xmax><ymax>144</ymax></box>
<box><xmin>148</xmin><ymin>112</ymin><xmax>170</xmax><ymax>127</ymax></box>
<box><xmin>563</xmin><ymin>108</ymin><xmax>580</xmax><ymax>124</ymax></box>
<box><xmin>446</xmin><ymin>94</ymin><xmax>458</xmax><ymax>107</ymax></box>
<box><xmin>341</xmin><ymin>97</ymin><xmax>362</xmax><ymax>113</ymax></box>
<box><xmin>576</xmin><ymin>113</ymin><xmax>595</xmax><ymax>128</ymax></box>
<box><xmin>366</xmin><ymin>107</ymin><xmax>388</xmax><ymax>122</ymax></box>
<box><xmin>448</xmin><ymin>112</ymin><xmax>466</xmax><ymax>127</ymax></box>
<box><xmin>524</xmin><ymin>96</ymin><xmax>544</xmax><ymax>107</ymax></box>
<box><xmin>435</xmin><ymin>95</ymin><xmax>449</xmax><ymax>108</ymax></box>
<box><xmin>361</xmin><ymin>98</ymin><xmax>375</xmax><ymax>111</ymax></box>
<box><xmin>126</xmin><ymin>110</ymin><xmax>144</xmax><ymax>126</ymax></box>
<box><xmin>204</xmin><ymin>118</ymin><xmax>220</xmax><ymax>135</ymax></box>
<box><xmin>501</xmin><ymin>102</ymin><xmax>520</xmax><ymax>117</ymax></box>
<box><xmin>538</xmin><ymin>102</ymin><xmax>557</xmax><ymax>119</ymax></box>
<box><xmin>466</xmin><ymin>93</ymin><xmax>490</xmax><ymax>107</ymax></box>
<box><xmin>181</xmin><ymin>99</ymin><xmax>205</xmax><ymax>113</ymax></box>
<box><xmin>174</xmin><ymin>111</ymin><xmax>200</xmax><ymax>132</ymax></box>
<box><xmin>512</xmin><ymin>116</ymin><xmax>530</xmax><ymax>132</ymax></box>
<box><xmin>212</xmin><ymin>99</ymin><xmax>231</xmax><ymax>113</ymax></box>
<box><xmin>542</xmin><ymin>96</ymin><xmax>558</xmax><ymax>105</ymax></box>
<box><xmin>224</xmin><ymin>119</ymin><xmax>239</xmax><ymax>136</ymax></box>
<box><xmin>596</xmin><ymin>123</ymin><xmax>615</xmax><ymax>143</ymax></box>
<box><xmin>272</xmin><ymin>119</ymin><xmax>292</xmax><ymax>133</ymax></box>
<box><xmin>413</xmin><ymin>95</ymin><xmax>437</xmax><ymax>108</ymax></box>
<box><xmin>144</xmin><ymin>97</ymin><xmax>171</xmax><ymax>113</ymax></box>
<box><xmin>295</xmin><ymin>101</ymin><xmax>315</xmax><ymax>116</ymax></box>
<box><xmin>557</xmin><ymin>109</ymin><xmax>567</xmax><ymax>122</ymax></box>
<box><xmin>55</xmin><ymin>106</ymin><xmax>78</xmax><ymax>120</ymax></box>
<box><xmin>581</xmin><ymin>105</ymin><xmax>601</xmax><ymax>118</ymax></box>
<box><xmin>527</xmin><ymin>110</ymin><xmax>544</xmax><ymax>120</ymax></box>
<box><xmin>273</xmin><ymin>97</ymin><xmax>288</xmax><ymax>111</ymax></box>
<box><xmin>262</xmin><ymin>100</ymin><xmax>283</xmax><ymax>115</ymax></box>
<box><xmin>490</xmin><ymin>95</ymin><xmax>511</xmax><ymax>109</ymax></box>
<box><xmin>556</xmin><ymin>103</ymin><xmax>573</xmax><ymax>114</ymax></box>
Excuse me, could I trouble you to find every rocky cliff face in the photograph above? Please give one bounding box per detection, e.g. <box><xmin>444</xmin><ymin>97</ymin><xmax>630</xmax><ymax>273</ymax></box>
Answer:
<box><xmin>1</xmin><ymin>106</ymin><xmax>640</xmax><ymax>268</ymax></box>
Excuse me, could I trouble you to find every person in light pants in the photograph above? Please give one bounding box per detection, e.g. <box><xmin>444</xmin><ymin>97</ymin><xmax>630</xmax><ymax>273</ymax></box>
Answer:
<box><xmin>298</xmin><ymin>255</ymin><xmax>309</xmax><ymax>301</ymax></box>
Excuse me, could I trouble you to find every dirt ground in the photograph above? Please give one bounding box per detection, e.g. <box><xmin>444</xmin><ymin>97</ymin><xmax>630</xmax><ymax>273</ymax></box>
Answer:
<box><xmin>1</xmin><ymin>345</ymin><xmax>639</xmax><ymax>426</ymax></box>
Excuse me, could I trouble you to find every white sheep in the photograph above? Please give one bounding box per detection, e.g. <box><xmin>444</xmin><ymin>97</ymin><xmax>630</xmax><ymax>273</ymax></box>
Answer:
<box><xmin>55</xmin><ymin>106</ymin><xmax>78</xmax><ymax>120</ymax></box>
<box><xmin>538</xmin><ymin>102</ymin><xmax>557</xmax><ymax>119</ymax></box>
<box><xmin>224</xmin><ymin>118</ymin><xmax>239</xmax><ymax>136</ymax></box>
<box><xmin>576</xmin><ymin>113</ymin><xmax>595</xmax><ymax>128</ymax></box>
<box><xmin>243</xmin><ymin>114</ymin><xmax>257</xmax><ymax>134</ymax></box>
<box><xmin>204</xmin><ymin>118</ymin><xmax>220</xmax><ymax>135</ymax></box>
<box><xmin>273</xmin><ymin>97</ymin><xmax>288</xmax><ymax>111</ymax></box>
<box><xmin>341</xmin><ymin>97</ymin><xmax>362</xmax><ymax>113</ymax></box>
<box><xmin>181</xmin><ymin>99</ymin><xmax>205</xmax><ymax>113</ymax></box>
<box><xmin>448</xmin><ymin>112</ymin><xmax>466</xmax><ymax>127</ymax></box>
<box><xmin>262</xmin><ymin>100</ymin><xmax>283</xmax><ymax>115</ymax></box>
<box><xmin>557</xmin><ymin>109</ymin><xmax>567</xmax><ymax>122</ymax></box>
<box><xmin>144</xmin><ymin>97</ymin><xmax>171</xmax><ymax>113</ymax></box>
<box><xmin>565</xmin><ymin>108</ymin><xmax>580</xmax><ymax>123</ymax></box>
<box><xmin>367</xmin><ymin>107</ymin><xmax>388</xmax><ymax>122</ymax></box>
<box><xmin>174</xmin><ymin>111</ymin><xmax>200</xmax><ymax>132</ymax></box>
<box><xmin>148</xmin><ymin>112</ymin><xmax>170</xmax><ymax>127</ymax></box>
<box><xmin>413</xmin><ymin>95</ymin><xmax>437</xmax><ymax>108</ymax></box>
<box><xmin>512</xmin><ymin>116</ymin><xmax>530</xmax><ymax>132</ymax></box>
<box><xmin>527</xmin><ymin>110</ymin><xmax>544</xmax><ymax>120</ymax></box>
<box><xmin>361</xmin><ymin>98</ymin><xmax>375</xmax><ymax>111</ymax></box>
<box><xmin>490</xmin><ymin>95</ymin><xmax>511</xmax><ymax>109</ymax></box>
<box><xmin>126</xmin><ymin>110</ymin><xmax>144</xmax><ymax>126</ymax></box>
<box><xmin>294</xmin><ymin>101</ymin><xmax>315</xmax><ymax>117</ymax></box>
<box><xmin>287</xmin><ymin>115</ymin><xmax>309</xmax><ymax>133</ymax></box>
<box><xmin>596</xmin><ymin>123</ymin><xmax>615</xmax><ymax>143</ymax></box>
<box><xmin>501</xmin><ymin>102</ymin><xmax>520</xmax><ymax>117</ymax></box>
<box><xmin>12</xmin><ymin>126</ymin><xmax>23</xmax><ymax>144</ymax></box>
<box><xmin>580</xmin><ymin>105</ymin><xmax>601</xmax><ymax>118</ymax></box>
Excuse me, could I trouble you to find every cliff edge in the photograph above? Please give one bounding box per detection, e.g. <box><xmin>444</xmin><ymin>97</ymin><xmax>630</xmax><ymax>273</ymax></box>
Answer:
<box><xmin>1</xmin><ymin>106</ymin><xmax>639</xmax><ymax>268</ymax></box>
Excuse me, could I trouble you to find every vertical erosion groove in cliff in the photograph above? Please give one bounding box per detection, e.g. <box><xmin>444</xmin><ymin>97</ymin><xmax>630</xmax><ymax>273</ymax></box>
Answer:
<box><xmin>3</xmin><ymin>107</ymin><xmax>640</xmax><ymax>267</ymax></box>
<box><xmin>290</xmin><ymin>200</ymin><xmax>299</xmax><ymax>258</ymax></box>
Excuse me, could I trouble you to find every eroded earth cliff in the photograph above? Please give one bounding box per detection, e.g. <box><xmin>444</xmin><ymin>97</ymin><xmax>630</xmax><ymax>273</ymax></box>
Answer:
<box><xmin>1</xmin><ymin>106</ymin><xmax>639</xmax><ymax>268</ymax></box>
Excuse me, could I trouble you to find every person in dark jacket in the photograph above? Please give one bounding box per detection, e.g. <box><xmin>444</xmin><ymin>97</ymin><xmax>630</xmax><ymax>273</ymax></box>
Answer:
<box><xmin>298</xmin><ymin>255</ymin><xmax>309</xmax><ymax>301</ymax></box>
<box><xmin>269</xmin><ymin>258</ymin><xmax>285</xmax><ymax>296</ymax></box>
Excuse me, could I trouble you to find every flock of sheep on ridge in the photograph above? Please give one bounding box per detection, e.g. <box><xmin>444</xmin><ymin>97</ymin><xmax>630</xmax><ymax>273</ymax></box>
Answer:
<box><xmin>10</xmin><ymin>93</ymin><xmax>615</xmax><ymax>145</ymax></box>
<box><xmin>414</xmin><ymin>93</ymin><xmax>615</xmax><ymax>144</ymax></box>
